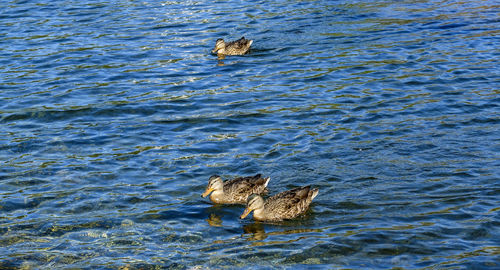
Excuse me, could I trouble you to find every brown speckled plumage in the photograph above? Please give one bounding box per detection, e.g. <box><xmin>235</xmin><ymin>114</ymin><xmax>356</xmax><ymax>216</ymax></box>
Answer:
<box><xmin>202</xmin><ymin>174</ymin><xmax>270</xmax><ymax>204</ymax></box>
<box><xmin>240</xmin><ymin>186</ymin><xmax>319</xmax><ymax>221</ymax></box>
<box><xmin>212</xmin><ymin>37</ymin><xmax>253</xmax><ymax>56</ymax></box>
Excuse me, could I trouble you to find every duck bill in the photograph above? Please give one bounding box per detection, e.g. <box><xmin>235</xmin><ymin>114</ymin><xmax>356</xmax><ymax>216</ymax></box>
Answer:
<box><xmin>201</xmin><ymin>188</ymin><xmax>213</xmax><ymax>198</ymax></box>
<box><xmin>240</xmin><ymin>208</ymin><xmax>252</xmax><ymax>219</ymax></box>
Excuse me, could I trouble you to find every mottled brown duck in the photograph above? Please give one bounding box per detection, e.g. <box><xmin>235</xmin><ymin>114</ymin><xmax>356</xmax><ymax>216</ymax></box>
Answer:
<box><xmin>201</xmin><ymin>174</ymin><xmax>270</xmax><ymax>204</ymax></box>
<box><xmin>211</xmin><ymin>37</ymin><xmax>253</xmax><ymax>57</ymax></box>
<box><xmin>240</xmin><ymin>186</ymin><xmax>319</xmax><ymax>221</ymax></box>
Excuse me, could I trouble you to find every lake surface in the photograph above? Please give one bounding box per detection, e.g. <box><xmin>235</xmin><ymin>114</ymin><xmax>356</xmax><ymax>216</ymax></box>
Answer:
<box><xmin>1</xmin><ymin>0</ymin><xmax>499</xmax><ymax>268</ymax></box>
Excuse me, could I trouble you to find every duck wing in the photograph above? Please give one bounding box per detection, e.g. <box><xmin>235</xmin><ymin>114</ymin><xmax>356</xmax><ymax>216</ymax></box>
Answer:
<box><xmin>225</xmin><ymin>37</ymin><xmax>253</xmax><ymax>54</ymax></box>
<box><xmin>224</xmin><ymin>174</ymin><xmax>270</xmax><ymax>202</ymax></box>
<box><xmin>265</xmin><ymin>186</ymin><xmax>317</xmax><ymax>220</ymax></box>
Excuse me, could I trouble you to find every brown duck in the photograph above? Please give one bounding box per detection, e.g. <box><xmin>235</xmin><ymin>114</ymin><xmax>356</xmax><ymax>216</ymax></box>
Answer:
<box><xmin>240</xmin><ymin>186</ymin><xmax>319</xmax><ymax>222</ymax></box>
<box><xmin>202</xmin><ymin>174</ymin><xmax>270</xmax><ymax>204</ymax></box>
<box><xmin>212</xmin><ymin>37</ymin><xmax>253</xmax><ymax>57</ymax></box>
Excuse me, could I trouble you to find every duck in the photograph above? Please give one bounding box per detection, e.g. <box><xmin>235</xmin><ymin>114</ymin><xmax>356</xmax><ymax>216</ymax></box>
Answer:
<box><xmin>211</xmin><ymin>37</ymin><xmax>253</xmax><ymax>57</ymax></box>
<box><xmin>240</xmin><ymin>186</ymin><xmax>319</xmax><ymax>222</ymax></box>
<box><xmin>202</xmin><ymin>174</ymin><xmax>270</xmax><ymax>204</ymax></box>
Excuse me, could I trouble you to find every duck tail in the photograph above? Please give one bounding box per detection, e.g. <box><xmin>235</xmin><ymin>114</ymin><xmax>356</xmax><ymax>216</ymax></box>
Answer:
<box><xmin>264</xmin><ymin>177</ymin><xmax>271</xmax><ymax>187</ymax></box>
<box><xmin>310</xmin><ymin>188</ymin><xmax>319</xmax><ymax>201</ymax></box>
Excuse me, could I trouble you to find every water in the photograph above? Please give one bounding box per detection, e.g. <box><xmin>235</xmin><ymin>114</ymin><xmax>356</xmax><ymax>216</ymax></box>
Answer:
<box><xmin>1</xmin><ymin>0</ymin><xmax>499</xmax><ymax>268</ymax></box>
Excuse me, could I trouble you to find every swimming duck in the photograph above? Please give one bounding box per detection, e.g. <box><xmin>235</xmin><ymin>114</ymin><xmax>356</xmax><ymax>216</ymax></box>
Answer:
<box><xmin>202</xmin><ymin>174</ymin><xmax>270</xmax><ymax>204</ymax></box>
<box><xmin>240</xmin><ymin>186</ymin><xmax>319</xmax><ymax>222</ymax></box>
<box><xmin>212</xmin><ymin>37</ymin><xmax>253</xmax><ymax>57</ymax></box>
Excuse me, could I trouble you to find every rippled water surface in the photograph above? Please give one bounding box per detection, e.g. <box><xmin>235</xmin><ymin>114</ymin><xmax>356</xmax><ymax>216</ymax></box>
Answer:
<box><xmin>1</xmin><ymin>0</ymin><xmax>499</xmax><ymax>268</ymax></box>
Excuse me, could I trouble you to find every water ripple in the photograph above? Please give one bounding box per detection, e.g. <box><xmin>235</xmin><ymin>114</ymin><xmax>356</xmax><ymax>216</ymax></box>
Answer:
<box><xmin>1</xmin><ymin>0</ymin><xmax>499</xmax><ymax>268</ymax></box>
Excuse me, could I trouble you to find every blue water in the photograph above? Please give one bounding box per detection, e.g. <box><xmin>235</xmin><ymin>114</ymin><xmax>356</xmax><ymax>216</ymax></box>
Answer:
<box><xmin>1</xmin><ymin>0</ymin><xmax>499</xmax><ymax>268</ymax></box>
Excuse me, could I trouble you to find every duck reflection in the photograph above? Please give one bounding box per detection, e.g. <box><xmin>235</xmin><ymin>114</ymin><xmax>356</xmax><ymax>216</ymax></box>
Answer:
<box><xmin>242</xmin><ymin>222</ymin><xmax>323</xmax><ymax>243</ymax></box>
<box><xmin>205</xmin><ymin>211</ymin><xmax>323</xmax><ymax>244</ymax></box>
<box><xmin>243</xmin><ymin>222</ymin><xmax>267</xmax><ymax>240</ymax></box>
<box><xmin>204</xmin><ymin>204</ymin><xmax>240</xmax><ymax>227</ymax></box>
<box><xmin>206</xmin><ymin>213</ymin><xmax>223</xmax><ymax>227</ymax></box>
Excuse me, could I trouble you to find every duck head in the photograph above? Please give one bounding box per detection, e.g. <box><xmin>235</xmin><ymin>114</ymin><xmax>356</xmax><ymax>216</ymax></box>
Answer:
<box><xmin>240</xmin><ymin>193</ymin><xmax>265</xmax><ymax>219</ymax></box>
<box><xmin>211</xmin><ymin>39</ymin><xmax>226</xmax><ymax>55</ymax></box>
<box><xmin>202</xmin><ymin>175</ymin><xmax>223</xmax><ymax>198</ymax></box>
